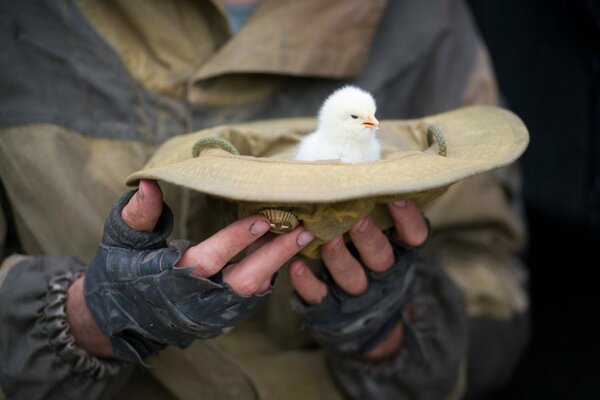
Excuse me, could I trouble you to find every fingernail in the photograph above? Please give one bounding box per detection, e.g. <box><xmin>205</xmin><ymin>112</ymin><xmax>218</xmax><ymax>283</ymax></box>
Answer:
<box><xmin>138</xmin><ymin>180</ymin><xmax>146</xmax><ymax>201</ymax></box>
<box><xmin>356</xmin><ymin>217</ymin><xmax>370</xmax><ymax>233</ymax></box>
<box><xmin>295</xmin><ymin>264</ymin><xmax>304</xmax><ymax>277</ymax></box>
<box><xmin>393</xmin><ymin>200</ymin><xmax>407</xmax><ymax>208</ymax></box>
<box><xmin>297</xmin><ymin>230</ymin><xmax>315</xmax><ymax>247</ymax></box>
<box><xmin>250</xmin><ymin>220</ymin><xmax>270</xmax><ymax>236</ymax></box>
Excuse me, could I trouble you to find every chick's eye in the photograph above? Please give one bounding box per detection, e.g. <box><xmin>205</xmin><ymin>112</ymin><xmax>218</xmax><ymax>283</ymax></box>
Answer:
<box><xmin>350</xmin><ymin>114</ymin><xmax>358</xmax><ymax>119</ymax></box>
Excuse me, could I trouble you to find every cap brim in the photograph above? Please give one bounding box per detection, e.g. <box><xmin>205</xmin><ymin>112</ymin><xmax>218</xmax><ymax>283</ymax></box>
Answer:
<box><xmin>126</xmin><ymin>106</ymin><xmax>529</xmax><ymax>203</ymax></box>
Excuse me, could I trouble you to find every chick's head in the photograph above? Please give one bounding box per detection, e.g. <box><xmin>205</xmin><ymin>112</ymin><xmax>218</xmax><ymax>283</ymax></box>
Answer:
<box><xmin>318</xmin><ymin>85</ymin><xmax>379</xmax><ymax>139</ymax></box>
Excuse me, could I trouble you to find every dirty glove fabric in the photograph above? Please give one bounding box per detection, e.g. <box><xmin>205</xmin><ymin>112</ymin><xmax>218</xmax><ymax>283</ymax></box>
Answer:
<box><xmin>84</xmin><ymin>190</ymin><xmax>273</xmax><ymax>363</ymax></box>
<box><xmin>327</xmin><ymin>261</ymin><xmax>468</xmax><ymax>400</ymax></box>
<box><xmin>290</xmin><ymin>223</ymin><xmax>468</xmax><ymax>399</ymax></box>
<box><xmin>290</xmin><ymin>230</ymin><xmax>424</xmax><ymax>359</ymax></box>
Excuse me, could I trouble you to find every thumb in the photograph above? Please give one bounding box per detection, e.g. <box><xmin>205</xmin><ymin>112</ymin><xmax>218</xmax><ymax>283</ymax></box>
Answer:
<box><xmin>121</xmin><ymin>179</ymin><xmax>164</xmax><ymax>232</ymax></box>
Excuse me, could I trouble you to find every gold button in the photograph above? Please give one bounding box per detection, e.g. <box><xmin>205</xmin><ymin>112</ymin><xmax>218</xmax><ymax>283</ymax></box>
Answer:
<box><xmin>258</xmin><ymin>209</ymin><xmax>300</xmax><ymax>234</ymax></box>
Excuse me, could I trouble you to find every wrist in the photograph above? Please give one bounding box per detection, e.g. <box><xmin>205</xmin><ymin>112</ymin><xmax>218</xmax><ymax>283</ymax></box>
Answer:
<box><xmin>66</xmin><ymin>276</ymin><xmax>114</xmax><ymax>358</ymax></box>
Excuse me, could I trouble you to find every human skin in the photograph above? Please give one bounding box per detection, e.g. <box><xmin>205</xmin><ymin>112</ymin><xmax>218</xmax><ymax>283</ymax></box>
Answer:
<box><xmin>66</xmin><ymin>180</ymin><xmax>427</xmax><ymax>360</ymax></box>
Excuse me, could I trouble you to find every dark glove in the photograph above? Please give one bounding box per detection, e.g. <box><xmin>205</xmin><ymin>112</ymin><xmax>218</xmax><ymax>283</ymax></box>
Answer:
<box><xmin>84</xmin><ymin>190</ymin><xmax>273</xmax><ymax>363</ymax></box>
<box><xmin>327</xmin><ymin>260</ymin><xmax>468</xmax><ymax>400</ymax></box>
<box><xmin>290</xmin><ymin>229</ymin><xmax>427</xmax><ymax>362</ymax></box>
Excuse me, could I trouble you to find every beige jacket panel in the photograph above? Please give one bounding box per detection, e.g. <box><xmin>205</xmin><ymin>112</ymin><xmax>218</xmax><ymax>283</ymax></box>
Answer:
<box><xmin>0</xmin><ymin>125</ymin><xmax>155</xmax><ymax>261</ymax></box>
<box><xmin>77</xmin><ymin>0</ymin><xmax>387</xmax><ymax>101</ymax></box>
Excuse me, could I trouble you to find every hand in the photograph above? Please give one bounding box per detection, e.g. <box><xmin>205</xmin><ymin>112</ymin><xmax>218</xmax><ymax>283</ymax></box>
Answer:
<box><xmin>289</xmin><ymin>200</ymin><xmax>428</xmax><ymax>359</ymax></box>
<box><xmin>69</xmin><ymin>180</ymin><xmax>314</xmax><ymax>362</ymax></box>
<box><xmin>66</xmin><ymin>181</ymin><xmax>168</xmax><ymax>358</ymax></box>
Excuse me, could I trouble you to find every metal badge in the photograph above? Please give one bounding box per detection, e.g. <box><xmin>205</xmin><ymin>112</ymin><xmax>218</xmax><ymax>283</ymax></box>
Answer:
<box><xmin>258</xmin><ymin>209</ymin><xmax>300</xmax><ymax>234</ymax></box>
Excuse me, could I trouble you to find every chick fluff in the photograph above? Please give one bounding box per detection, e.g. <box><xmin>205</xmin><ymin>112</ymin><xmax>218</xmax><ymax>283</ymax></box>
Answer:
<box><xmin>295</xmin><ymin>85</ymin><xmax>381</xmax><ymax>164</ymax></box>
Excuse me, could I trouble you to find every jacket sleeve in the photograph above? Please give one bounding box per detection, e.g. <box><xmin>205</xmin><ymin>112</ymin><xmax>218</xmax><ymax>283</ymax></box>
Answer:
<box><xmin>0</xmin><ymin>254</ymin><xmax>132</xmax><ymax>400</ymax></box>
<box><xmin>427</xmin><ymin>168</ymin><xmax>530</xmax><ymax>398</ymax></box>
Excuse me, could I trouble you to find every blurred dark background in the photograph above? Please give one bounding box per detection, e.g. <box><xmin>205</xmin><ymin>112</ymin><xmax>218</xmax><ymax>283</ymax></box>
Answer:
<box><xmin>466</xmin><ymin>0</ymin><xmax>600</xmax><ymax>398</ymax></box>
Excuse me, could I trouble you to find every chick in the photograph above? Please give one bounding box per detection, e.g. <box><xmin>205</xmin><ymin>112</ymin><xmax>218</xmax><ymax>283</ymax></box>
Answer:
<box><xmin>295</xmin><ymin>86</ymin><xmax>380</xmax><ymax>163</ymax></box>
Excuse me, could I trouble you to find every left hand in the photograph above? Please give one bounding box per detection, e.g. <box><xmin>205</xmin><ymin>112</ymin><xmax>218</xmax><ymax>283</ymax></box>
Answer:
<box><xmin>289</xmin><ymin>200</ymin><xmax>429</xmax><ymax>359</ymax></box>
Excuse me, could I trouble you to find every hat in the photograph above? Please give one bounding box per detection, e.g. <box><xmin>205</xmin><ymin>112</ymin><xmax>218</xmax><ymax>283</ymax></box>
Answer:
<box><xmin>126</xmin><ymin>105</ymin><xmax>529</xmax><ymax>257</ymax></box>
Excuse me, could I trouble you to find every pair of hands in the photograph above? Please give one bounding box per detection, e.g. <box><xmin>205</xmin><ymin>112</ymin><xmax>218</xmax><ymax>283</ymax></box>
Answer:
<box><xmin>67</xmin><ymin>179</ymin><xmax>428</xmax><ymax>359</ymax></box>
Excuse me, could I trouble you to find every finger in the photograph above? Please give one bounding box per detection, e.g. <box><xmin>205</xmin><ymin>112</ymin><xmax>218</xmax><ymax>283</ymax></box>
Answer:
<box><xmin>223</xmin><ymin>227</ymin><xmax>315</xmax><ymax>296</ymax></box>
<box><xmin>177</xmin><ymin>215</ymin><xmax>272</xmax><ymax>277</ymax></box>
<box><xmin>245</xmin><ymin>233</ymin><xmax>279</xmax><ymax>293</ymax></box>
<box><xmin>246</xmin><ymin>232</ymin><xmax>276</xmax><ymax>255</ymax></box>
<box><xmin>243</xmin><ymin>233</ymin><xmax>276</xmax><ymax>294</ymax></box>
<box><xmin>121</xmin><ymin>179</ymin><xmax>163</xmax><ymax>232</ymax></box>
<box><xmin>348</xmin><ymin>216</ymin><xmax>395</xmax><ymax>273</ymax></box>
<box><xmin>321</xmin><ymin>236</ymin><xmax>368</xmax><ymax>296</ymax></box>
<box><xmin>289</xmin><ymin>259</ymin><xmax>328</xmax><ymax>305</ymax></box>
<box><xmin>222</xmin><ymin>261</ymin><xmax>270</xmax><ymax>295</ymax></box>
<box><xmin>388</xmin><ymin>200</ymin><xmax>429</xmax><ymax>247</ymax></box>
<box><xmin>256</xmin><ymin>279</ymin><xmax>272</xmax><ymax>294</ymax></box>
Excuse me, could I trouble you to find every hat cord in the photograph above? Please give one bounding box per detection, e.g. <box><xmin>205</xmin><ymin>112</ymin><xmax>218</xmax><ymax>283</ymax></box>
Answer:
<box><xmin>192</xmin><ymin>136</ymin><xmax>241</xmax><ymax>157</ymax></box>
<box><xmin>426</xmin><ymin>125</ymin><xmax>447</xmax><ymax>157</ymax></box>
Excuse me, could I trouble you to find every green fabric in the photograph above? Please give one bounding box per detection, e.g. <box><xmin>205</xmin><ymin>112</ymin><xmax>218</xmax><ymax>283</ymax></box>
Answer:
<box><xmin>237</xmin><ymin>189</ymin><xmax>446</xmax><ymax>258</ymax></box>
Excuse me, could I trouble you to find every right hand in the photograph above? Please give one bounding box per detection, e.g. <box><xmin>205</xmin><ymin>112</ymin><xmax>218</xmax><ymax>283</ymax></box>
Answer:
<box><xmin>82</xmin><ymin>179</ymin><xmax>314</xmax><ymax>362</ymax></box>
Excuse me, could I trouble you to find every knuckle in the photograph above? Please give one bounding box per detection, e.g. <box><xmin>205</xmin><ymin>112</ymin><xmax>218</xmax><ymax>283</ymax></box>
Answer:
<box><xmin>363</xmin><ymin>246</ymin><xmax>391</xmax><ymax>266</ymax></box>
<box><xmin>372</xmin><ymin>254</ymin><xmax>395</xmax><ymax>271</ymax></box>
<box><xmin>123</xmin><ymin>204</ymin><xmax>141</xmax><ymax>223</ymax></box>
<box><xmin>403</xmin><ymin>228</ymin><xmax>428</xmax><ymax>247</ymax></box>
<box><xmin>197</xmin><ymin>263</ymin><xmax>221</xmax><ymax>277</ymax></box>
<box><xmin>232</xmin><ymin>278</ymin><xmax>259</xmax><ymax>296</ymax></box>
<box><xmin>322</xmin><ymin>245</ymin><xmax>344</xmax><ymax>266</ymax></box>
<box><xmin>190</xmin><ymin>248</ymin><xmax>226</xmax><ymax>276</ymax></box>
<box><xmin>306</xmin><ymin>291</ymin><xmax>326</xmax><ymax>306</ymax></box>
<box><xmin>372</xmin><ymin>244</ymin><xmax>394</xmax><ymax>266</ymax></box>
<box><xmin>197</xmin><ymin>256</ymin><xmax>224</xmax><ymax>276</ymax></box>
<box><xmin>345</xmin><ymin>274</ymin><xmax>368</xmax><ymax>295</ymax></box>
<box><xmin>257</xmin><ymin>280</ymin><xmax>271</xmax><ymax>293</ymax></box>
<box><xmin>355</xmin><ymin>235</ymin><xmax>392</xmax><ymax>269</ymax></box>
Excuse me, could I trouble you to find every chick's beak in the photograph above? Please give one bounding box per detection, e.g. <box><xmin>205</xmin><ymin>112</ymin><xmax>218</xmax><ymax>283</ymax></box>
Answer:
<box><xmin>362</xmin><ymin>115</ymin><xmax>379</xmax><ymax>130</ymax></box>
